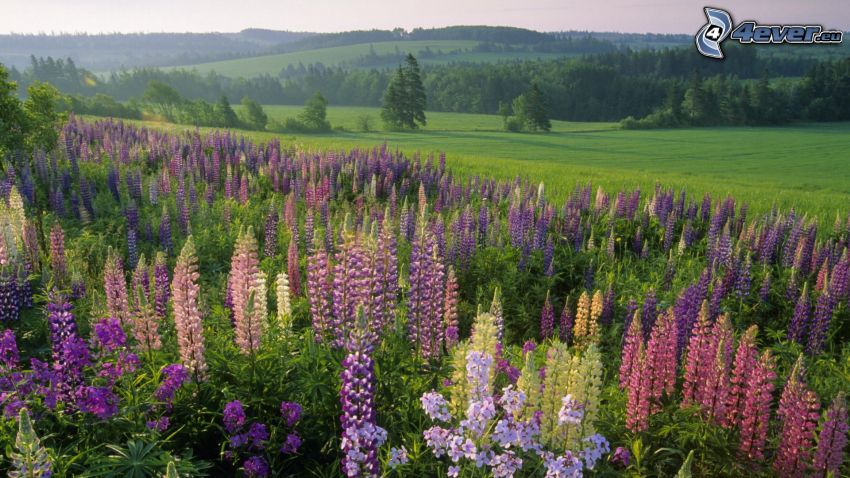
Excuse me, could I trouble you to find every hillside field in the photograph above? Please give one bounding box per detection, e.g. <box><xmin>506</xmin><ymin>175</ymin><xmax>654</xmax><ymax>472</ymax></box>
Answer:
<box><xmin>163</xmin><ymin>40</ymin><xmax>574</xmax><ymax>78</ymax></box>
<box><xmin>91</xmin><ymin>107</ymin><xmax>850</xmax><ymax>222</ymax></box>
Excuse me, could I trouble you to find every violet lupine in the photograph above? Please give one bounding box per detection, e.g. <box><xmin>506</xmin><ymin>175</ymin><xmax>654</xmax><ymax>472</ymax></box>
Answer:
<box><xmin>307</xmin><ymin>246</ymin><xmax>332</xmax><ymax>340</ymax></box>
<box><xmin>443</xmin><ymin>267</ymin><xmax>459</xmax><ymax>348</ymax></box>
<box><xmin>332</xmin><ymin>231</ymin><xmax>374</xmax><ymax>349</ymax></box>
<box><xmin>103</xmin><ymin>249</ymin><xmax>131</xmax><ymax>325</ymax></box>
<box><xmin>46</xmin><ymin>298</ymin><xmax>78</xmax><ymax>359</ymax></box>
<box><xmin>806</xmin><ymin>291</ymin><xmax>833</xmax><ymax>355</ymax></box>
<box><xmin>758</xmin><ymin>267</ymin><xmax>771</xmax><ymax>302</ymax></box>
<box><xmin>159</xmin><ymin>208</ymin><xmax>172</xmax><ymax>255</ymax></box>
<box><xmin>153</xmin><ymin>252</ymin><xmax>170</xmax><ymax>320</ymax></box>
<box><xmin>640</xmin><ymin>290</ymin><xmax>657</xmax><ymax>340</ymax></box>
<box><xmin>371</xmin><ymin>217</ymin><xmax>398</xmax><ymax>331</ymax></box>
<box><xmin>171</xmin><ymin>236</ymin><xmax>207</xmax><ymax>380</ymax></box>
<box><xmin>339</xmin><ymin>315</ymin><xmax>386</xmax><ymax>477</ymax></box>
<box><xmin>812</xmin><ymin>392</ymin><xmax>848</xmax><ymax>478</ymax></box>
<box><xmin>0</xmin><ymin>273</ymin><xmax>20</xmax><ymax>323</ymax></box>
<box><xmin>407</xmin><ymin>224</ymin><xmax>445</xmax><ymax>360</ymax></box>
<box><xmin>230</xmin><ymin>228</ymin><xmax>264</xmax><ymax>354</ymax></box>
<box><xmin>263</xmin><ymin>210</ymin><xmax>278</xmax><ymax>257</ymax></box>
<box><xmin>539</xmin><ymin>291</ymin><xmax>555</xmax><ymax>341</ymax></box>
<box><xmin>49</xmin><ymin>223</ymin><xmax>66</xmax><ymax>283</ymax></box>
<box><xmin>558</xmin><ymin>298</ymin><xmax>574</xmax><ymax>344</ymax></box>
<box><xmin>737</xmin><ymin>350</ymin><xmax>776</xmax><ymax>461</ymax></box>
<box><xmin>774</xmin><ymin>357</ymin><xmax>820</xmax><ymax>478</ymax></box>
<box><xmin>787</xmin><ymin>283</ymin><xmax>811</xmax><ymax>345</ymax></box>
<box><xmin>287</xmin><ymin>238</ymin><xmax>301</xmax><ymax>297</ymax></box>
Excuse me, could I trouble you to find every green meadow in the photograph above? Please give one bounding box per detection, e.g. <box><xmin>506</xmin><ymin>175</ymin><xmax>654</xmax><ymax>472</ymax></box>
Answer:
<box><xmin>94</xmin><ymin>106</ymin><xmax>850</xmax><ymax>221</ymax></box>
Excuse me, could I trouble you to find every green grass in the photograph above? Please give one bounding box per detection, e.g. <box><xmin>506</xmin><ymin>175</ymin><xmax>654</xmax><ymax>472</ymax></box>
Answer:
<box><xmin>164</xmin><ymin>40</ymin><xmax>576</xmax><ymax>78</ymax></box>
<box><xmin>89</xmin><ymin>108</ymin><xmax>850</xmax><ymax>222</ymax></box>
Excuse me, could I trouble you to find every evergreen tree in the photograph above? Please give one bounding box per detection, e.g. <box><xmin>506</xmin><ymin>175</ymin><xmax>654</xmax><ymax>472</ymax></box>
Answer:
<box><xmin>524</xmin><ymin>83</ymin><xmax>551</xmax><ymax>131</ymax></box>
<box><xmin>215</xmin><ymin>95</ymin><xmax>239</xmax><ymax>128</ymax></box>
<box><xmin>381</xmin><ymin>54</ymin><xmax>427</xmax><ymax>129</ymax></box>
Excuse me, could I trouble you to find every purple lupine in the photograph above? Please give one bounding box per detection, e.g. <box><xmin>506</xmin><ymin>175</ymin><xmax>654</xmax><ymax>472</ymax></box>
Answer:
<box><xmin>787</xmin><ymin>283</ymin><xmax>811</xmax><ymax>345</ymax></box>
<box><xmin>0</xmin><ymin>273</ymin><xmax>20</xmax><ymax>322</ymax></box>
<box><xmin>332</xmin><ymin>233</ymin><xmax>374</xmax><ymax>349</ymax></box>
<box><xmin>806</xmin><ymin>291</ymin><xmax>833</xmax><ymax>355</ymax></box>
<box><xmin>540</xmin><ymin>291</ymin><xmax>555</xmax><ymax>340</ymax></box>
<box><xmin>127</xmin><ymin>227</ymin><xmax>139</xmax><ymax>271</ymax></box>
<box><xmin>735</xmin><ymin>254</ymin><xmax>752</xmax><ymax>298</ymax></box>
<box><xmin>263</xmin><ymin>210</ymin><xmax>278</xmax><ymax>257</ymax></box>
<box><xmin>49</xmin><ymin>224</ymin><xmax>66</xmax><ymax>283</ymax></box>
<box><xmin>153</xmin><ymin>252</ymin><xmax>169</xmax><ymax>320</ymax></box>
<box><xmin>372</xmin><ymin>216</ymin><xmax>398</xmax><ymax>332</ymax></box>
<box><xmin>307</xmin><ymin>246</ymin><xmax>332</xmax><ymax>341</ymax></box>
<box><xmin>758</xmin><ymin>268</ymin><xmax>771</xmax><ymax>302</ymax></box>
<box><xmin>159</xmin><ymin>208</ymin><xmax>173</xmax><ymax>255</ymax></box>
<box><xmin>407</xmin><ymin>224</ymin><xmax>445</xmax><ymax>360</ymax></box>
<box><xmin>443</xmin><ymin>267</ymin><xmax>459</xmax><ymax>348</ymax></box>
<box><xmin>339</xmin><ymin>317</ymin><xmax>386</xmax><ymax>477</ymax></box>
<box><xmin>155</xmin><ymin>363</ymin><xmax>189</xmax><ymax>408</ymax></box>
<box><xmin>640</xmin><ymin>289</ymin><xmax>657</xmax><ymax>341</ymax></box>
<box><xmin>559</xmin><ymin>298</ymin><xmax>574</xmax><ymax>344</ymax></box>
<box><xmin>47</xmin><ymin>298</ymin><xmax>78</xmax><ymax>359</ymax></box>
<box><xmin>812</xmin><ymin>392</ymin><xmax>848</xmax><ymax>477</ymax></box>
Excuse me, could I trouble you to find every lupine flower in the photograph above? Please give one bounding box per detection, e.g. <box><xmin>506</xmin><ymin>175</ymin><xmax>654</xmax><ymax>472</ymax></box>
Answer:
<box><xmin>155</xmin><ymin>364</ymin><xmax>189</xmax><ymax>408</ymax></box>
<box><xmin>444</xmin><ymin>267</ymin><xmax>460</xmax><ymax>348</ymax></box>
<box><xmin>76</xmin><ymin>385</ymin><xmax>119</xmax><ymax>420</ymax></box>
<box><xmin>619</xmin><ymin>314</ymin><xmax>642</xmax><ymax>389</ymax></box>
<box><xmin>558</xmin><ymin>298</ymin><xmax>574</xmax><ymax>344</ymax></box>
<box><xmin>171</xmin><ymin>236</ymin><xmax>207</xmax><ymax>379</ymax></box>
<box><xmin>307</xmin><ymin>247</ymin><xmax>332</xmax><ymax>340</ymax></box>
<box><xmin>489</xmin><ymin>287</ymin><xmax>504</xmax><ymax>341</ymax></box>
<box><xmin>806</xmin><ymin>291</ymin><xmax>833</xmax><ymax>355</ymax></box>
<box><xmin>46</xmin><ymin>299</ymin><xmax>78</xmax><ymax>359</ymax></box>
<box><xmin>0</xmin><ymin>328</ymin><xmax>19</xmax><ymax>370</ymax></box>
<box><xmin>280</xmin><ymin>401</ymin><xmax>302</xmax><ymax>428</ymax></box>
<box><xmin>49</xmin><ymin>223</ymin><xmax>66</xmax><ymax>283</ymax></box>
<box><xmin>610</xmin><ymin>446</ymin><xmax>630</xmax><ymax>468</ymax></box>
<box><xmin>230</xmin><ymin>228</ymin><xmax>264</xmax><ymax>354</ymax></box>
<box><xmin>275</xmin><ymin>271</ymin><xmax>291</xmax><ymax>328</ymax></box>
<box><xmin>726</xmin><ymin>325</ymin><xmax>758</xmax><ymax>428</ymax></box>
<box><xmin>737</xmin><ymin>350</ymin><xmax>776</xmax><ymax>461</ymax></box>
<box><xmin>573</xmin><ymin>291</ymin><xmax>600</xmax><ymax>346</ymax></box>
<box><xmin>242</xmin><ymin>455</ymin><xmax>269</xmax><ymax>478</ymax></box>
<box><xmin>408</xmin><ymin>224</ymin><xmax>445</xmax><ymax>359</ymax></box>
<box><xmin>8</xmin><ymin>409</ymin><xmax>52</xmax><ymax>478</ymax></box>
<box><xmin>103</xmin><ymin>249</ymin><xmax>131</xmax><ymax>325</ymax></box>
<box><xmin>339</xmin><ymin>316</ymin><xmax>386</xmax><ymax>477</ymax></box>
<box><xmin>387</xmin><ymin>446</ymin><xmax>409</xmax><ymax>468</ymax></box>
<box><xmin>152</xmin><ymin>252</ymin><xmax>169</xmax><ymax>320</ymax></box>
<box><xmin>812</xmin><ymin>392</ymin><xmax>848</xmax><ymax>477</ymax></box>
<box><xmin>287</xmin><ymin>237</ymin><xmax>301</xmax><ymax>297</ymax></box>
<box><xmin>644</xmin><ymin>310</ymin><xmax>678</xmax><ymax>411</ymax></box>
<box><xmin>787</xmin><ymin>283</ymin><xmax>811</xmax><ymax>344</ymax></box>
<box><xmin>540</xmin><ymin>291</ymin><xmax>555</xmax><ymax>340</ymax></box>
<box><xmin>223</xmin><ymin>400</ymin><xmax>246</xmax><ymax>434</ymax></box>
<box><xmin>774</xmin><ymin>356</ymin><xmax>820</xmax><ymax>477</ymax></box>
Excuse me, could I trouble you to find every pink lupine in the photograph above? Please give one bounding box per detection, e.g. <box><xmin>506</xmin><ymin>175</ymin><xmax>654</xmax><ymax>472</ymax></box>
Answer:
<box><xmin>104</xmin><ymin>248</ymin><xmax>131</xmax><ymax>325</ymax></box>
<box><xmin>619</xmin><ymin>312</ymin><xmax>643</xmax><ymax>389</ymax></box>
<box><xmin>726</xmin><ymin>325</ymin><xmax>759</xmax><ymax>428</ymax></box>
<box><xmin>443</xmin><ymin>266</ymin><xmax>459</xmax><ymax>348</ymax></box>
<box><xmin>698</xmin><ymin>315</ymin><xmax>733</xmax><ymax>425</ymax></box>
<box><xmin>774</xmin><ymin>356</ymin><xmax>821</xmax><ymax>477</ymax></box>
<box><xmin>332</xmin><ymin>232</ymin><xmax>373</xmax><ymax>349</ymax></box>
<box><xmin>625</xmin><ymin>342</ymin><xmax>650</xmax><ymax>432</ymax></box>
<box><xmin>682</xmin><ymin>301</ymin><xmax>711</xmax><ymax>407</ymax></box>
<box><xmin>229</xmin><ymin>228</ymin><xmax>264</xmax><ymax>354</ymax></box>
<box><xmin>49</xmin><ymin>223</ymin><xmax>66</xmax><ymax>283</ymax></box>
<box><xmin>737</xmin><ymin>350</ymin><xmax>776</xmax><ymax>461</ymax></box>
<box><xmin>307</xmin><ymin>246</ymin><xmax>332</xmax><ymax>341</ymax></box>
<box><xmin>645</xmin><ymin>309</ymin><xmax>678</xmax><ymax>410</ymax></box>
<box><xmin>171</xmin><ymin>236</ymin><xmax>207</xmax><ymax>379</ymax></box>
<box><xmin>813</xmin><ymin>392</ymin><xmax>848</xmax><ymax>478</ymax></box>
<box><xmin>287</xmin><ymin>237</ymin><xmax>301</xmax><ymax>297</ymax></box>
<box><xmin>131</xmin><ymin>255</ymin><xmax>161</xmax><ymax>353</ymax></box>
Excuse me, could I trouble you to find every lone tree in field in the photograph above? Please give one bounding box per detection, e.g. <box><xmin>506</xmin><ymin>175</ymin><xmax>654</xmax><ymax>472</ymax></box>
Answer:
<box><xmin>523</xmin><ymin>83</ymin><xmax>551</xmax><ymax>132</ymax></box>
<box><xmin>381</xmin><ymin>54</ymin><xmax>427</xmax><ymax>129</ymax></box>
<box><xmin>298</xmin><ymin>91</ymin><xmax>331</xmax><ymax>132</ymax></box>
<box><xmin>215</xmin><ymin>95</ymin><xmax>239</xmax><ymax>128</ymax></box>
<box><xmin>240</xmin><ymin>96</ymin><xmax>268</xmax><ymax>131</ymax></box>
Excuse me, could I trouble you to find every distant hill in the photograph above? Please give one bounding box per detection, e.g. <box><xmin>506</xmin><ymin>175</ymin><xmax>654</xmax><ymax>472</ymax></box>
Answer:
<box><xmin>0</xmin><ymin>30</ymin><xmax>314</xmax><ymax>71</ymax></box>
<box><xmin>0</xmin><ymin>26</ymin><xmax>697</xmax><ymax>73</ymax></box>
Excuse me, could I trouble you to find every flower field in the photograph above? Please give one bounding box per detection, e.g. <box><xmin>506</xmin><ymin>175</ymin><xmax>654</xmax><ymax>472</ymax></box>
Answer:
<box><xmin>0</xmin><ymin>115</ymin><xmax>848</xmax><ymax>477</ymax></box>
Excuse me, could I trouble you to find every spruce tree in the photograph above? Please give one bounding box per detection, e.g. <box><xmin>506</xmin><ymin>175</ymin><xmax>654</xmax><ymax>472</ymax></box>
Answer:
<box><xmin>381</xmin><ymin>54</ymin><xmax>427</xmax><ymax>129</ymax></box>
<box><xmin>524</xmin><ymin>83</ymin><xmax>551</xmax><ymax>132</ymax></box>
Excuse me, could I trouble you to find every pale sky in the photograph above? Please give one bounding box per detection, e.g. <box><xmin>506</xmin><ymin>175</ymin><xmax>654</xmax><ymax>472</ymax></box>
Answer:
<box><xmin>1</xmin><ymin>0</ymin><xmax>848</xmax><ymax>35</ymax></box>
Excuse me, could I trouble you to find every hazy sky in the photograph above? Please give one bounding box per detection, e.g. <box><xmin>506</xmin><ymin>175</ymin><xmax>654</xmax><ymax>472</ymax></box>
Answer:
<box><xmin>2</xmin><ymin>0</ymin><xmax>848</xmax><ymax>34</ymax></box>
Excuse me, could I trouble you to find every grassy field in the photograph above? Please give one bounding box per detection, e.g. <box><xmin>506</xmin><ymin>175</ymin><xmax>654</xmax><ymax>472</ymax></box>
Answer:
<box><xmin>90</xmin><ymin>108</ymin><xmax>850</xmax><ymax>222</ymax></box>
<box><xmin>164</xmin><ymin>40</ymin><xmax>572</xmax><ymax>78</ymax></box>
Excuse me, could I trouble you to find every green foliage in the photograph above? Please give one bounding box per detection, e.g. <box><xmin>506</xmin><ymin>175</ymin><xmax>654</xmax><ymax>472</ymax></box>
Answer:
<box><xmin>0</xmin><ymin>64</ymin><xmax>27</xmax><ymax>156</ymax></box>
<box><xmin>81</xmin><ymin>440</ymin><xmax>210</xmax><ymax>478</ymax></box>
<box><xmin>297</xmin><ymin>91</ymin><xmax>331</xmax><ymax>132</ymax></box>
<box><xmin>214</xmin><ymin>95</ymin><xmax>239</xmax><ymax>128</ymax></box>
<box><xmin>142</xmin><ymin>80</ymin><xmax>183</xmax><ymax>120</ymax></box>
<box><xmin>23</xmin><ymin>81</ymin><xmax>64</xmax><ymax>151</ymax></box>
<box><xmin>239</xmin><ymin>96</ymin><xmax>268</xmax><ymax>131</ymax></box>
